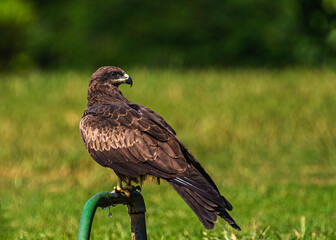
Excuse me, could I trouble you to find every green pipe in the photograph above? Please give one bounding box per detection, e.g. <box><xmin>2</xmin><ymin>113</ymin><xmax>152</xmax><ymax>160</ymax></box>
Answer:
<box><xmin>77</xmin><ymin>191</ymin><xmax>147</xmax><ymax>240</ymax></box>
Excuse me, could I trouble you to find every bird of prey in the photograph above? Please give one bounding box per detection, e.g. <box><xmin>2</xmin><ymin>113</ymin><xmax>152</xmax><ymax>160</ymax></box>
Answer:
<box><xmin>80</xmin><ymin>66</ymin><xmax>240</xmax><ymax>230</ymax></box>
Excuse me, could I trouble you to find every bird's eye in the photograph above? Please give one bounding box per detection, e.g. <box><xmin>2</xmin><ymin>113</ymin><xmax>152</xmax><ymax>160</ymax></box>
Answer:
<box><xmin>110</xmin><ymin>71</ymin><xmax>120</xmax><ymax>79</ymax></box>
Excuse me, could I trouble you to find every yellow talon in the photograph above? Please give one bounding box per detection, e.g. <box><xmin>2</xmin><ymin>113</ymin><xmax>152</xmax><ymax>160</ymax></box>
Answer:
<box><xmin>112</xmin><ymin>178</ymin><xmax>142</xmax><ymax>197</ymax></box>
<box><xmin>114</xmin><ymin>185</ymin><xmax>131</xmax><ymax>197</ymax></box>
<box><xmin>113</xmin><ymin>178</ymin><xmax>131</xmax><ymax>197</ymax></box>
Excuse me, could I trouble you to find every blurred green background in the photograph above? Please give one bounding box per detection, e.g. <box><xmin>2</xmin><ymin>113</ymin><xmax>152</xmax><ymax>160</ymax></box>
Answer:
<box><xmin>1</xmin><ymin>1</ymin><xmax>336</xmax><ymax>240</ymax></box>
<box><xmin>2</xmin><ymin>0</ymin><xmax>336</xmax><ymax>71</ymax></box>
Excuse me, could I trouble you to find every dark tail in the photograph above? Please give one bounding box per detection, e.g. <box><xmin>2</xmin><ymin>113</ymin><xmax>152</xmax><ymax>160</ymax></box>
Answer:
<box><xmin>168</xmin><ymin>172</ymin><xmax>240</xmax><ymax>230</ymax></box>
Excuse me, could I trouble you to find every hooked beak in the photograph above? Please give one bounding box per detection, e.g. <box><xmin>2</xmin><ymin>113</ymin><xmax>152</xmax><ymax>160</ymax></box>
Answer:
<box><xmin>113</xmin><ymin>73</ymin><xmax>133</xmax><ymax>87</ymax></box>
<box><xmin>124</xmin><ymin>74</ymin><xmax>133</xmax><ymax>87</ymax></box>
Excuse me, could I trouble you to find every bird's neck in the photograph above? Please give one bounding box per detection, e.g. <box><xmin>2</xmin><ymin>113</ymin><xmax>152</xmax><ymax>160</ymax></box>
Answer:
<box><xmin>87</xmin><ymin>83</ymin><xmax>129</xmax><ymax>106</ymax></box>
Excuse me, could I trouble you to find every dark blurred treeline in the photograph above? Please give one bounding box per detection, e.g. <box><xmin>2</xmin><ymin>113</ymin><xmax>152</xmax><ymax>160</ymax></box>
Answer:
<box><xmin>2</xmin><ymin>0</ymin><xmax>336</xmax><ymax>71</ymax></box>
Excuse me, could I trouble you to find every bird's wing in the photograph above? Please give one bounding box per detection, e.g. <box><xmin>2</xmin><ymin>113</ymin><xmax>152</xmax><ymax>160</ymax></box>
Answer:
<box><xmin>80</xmin><ymin>104</ymin><xmax>187</xmax><ymax>178</ymax></box>
<box><xmin>128</xmin><ymin>102</ymin><xmax>176</xmax><ymax>135</ymax></box>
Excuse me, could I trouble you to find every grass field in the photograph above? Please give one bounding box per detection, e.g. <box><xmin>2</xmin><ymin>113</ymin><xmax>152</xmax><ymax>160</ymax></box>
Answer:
<box><xmin>0</xmin><ymin>68</ymin><xmax>335</xmax><ymax>239</ymax></box>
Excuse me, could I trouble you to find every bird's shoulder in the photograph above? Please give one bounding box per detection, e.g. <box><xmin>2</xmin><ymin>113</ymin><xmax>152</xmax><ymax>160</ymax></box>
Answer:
<box><xmin>128</xmin><ymin>102</ymin><xmax>176</xmax><ymax>135</ymax></box>
<box><xmin>82</xmin><ymin>104</ymin><xmax>137</xmax><ymax>120</ymax></box>
<box><xmin>80</xmin><ymin>103</ymin><xmax>175</xmax><ymax>145</ymax></box>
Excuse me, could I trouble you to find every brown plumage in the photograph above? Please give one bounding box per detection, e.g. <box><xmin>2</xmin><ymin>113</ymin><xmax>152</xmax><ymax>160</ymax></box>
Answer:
<box><xmin>80</xmin><ymin>66</ymin><xmax>240</xmax><ymax>230</ymax></box>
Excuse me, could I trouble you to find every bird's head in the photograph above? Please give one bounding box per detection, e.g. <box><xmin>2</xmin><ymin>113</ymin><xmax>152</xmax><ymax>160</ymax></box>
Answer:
<box><xmin>90</xmin><ymin>66</ymin><xmax>133</xmax><ymax>88</ymax></box>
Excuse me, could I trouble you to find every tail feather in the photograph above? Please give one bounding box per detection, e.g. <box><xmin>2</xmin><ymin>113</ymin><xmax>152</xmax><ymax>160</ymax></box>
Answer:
<box><xmin>219</xmin><ymin>210</ymin><xmax>241</xmax><ymax>231</ymax></box>
<box><xmin>221</xmin><ymin>195</ymin><xmax>233</xmax><ymax>211</ymax></box>
<box><xmin>184</xmin><ymin>188</ymin><xmax>217</xmax><ymax>222</ymax></box>
<box><xmin>193</xmin><ymin>191</ymin><xmax>220</xmax><ymax>210</ymax></box>
<box><xmin>169</xmin><ymin>182</ymin><xmax>216</xmax><ymax>229</ymax></box>
<box><xmin>169</xmin><ymin>182</ymin><xmax>240</xmax><ymax>230</ymax></box>
<box><xmin>170</xmin><ymin>176</ymin><xmax>223</xmax><ymax>206</ymax></box>
<box><xmin>164</xmin><ymin>145</ymin><xmax>240</xmax><ymax>230</ymax></box>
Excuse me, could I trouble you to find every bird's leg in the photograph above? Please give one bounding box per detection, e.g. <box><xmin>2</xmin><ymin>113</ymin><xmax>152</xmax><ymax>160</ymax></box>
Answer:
<box><xmin>117</xmin><ymin>178</ymin><xmax>122</xmax><ymax>190</ymax></box>
<box><xmin>113</xmin><ymin>178</ymin><xmax>131</xmax><ymax>197</ymax></box>
<box><xmin>131</xmin><ymin>185</ymin><xmax>142</xmax><ymax>192</ymax></box>
<box><xmin>124</xmin><ymin>180</ymin><xmax>141</xmax><ymax>192</ymax></box>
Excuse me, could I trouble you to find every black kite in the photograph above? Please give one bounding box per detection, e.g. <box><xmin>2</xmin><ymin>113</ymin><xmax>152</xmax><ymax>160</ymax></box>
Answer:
<box><xmin>80</xmin><ymin>66</ymin><xmax>240</xmax><ymax>230</ymax></box>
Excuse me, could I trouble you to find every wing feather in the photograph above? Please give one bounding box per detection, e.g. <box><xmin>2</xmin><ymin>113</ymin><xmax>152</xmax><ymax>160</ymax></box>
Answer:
<box><xmin>80</xmin><ymin>104</ymin><xmax>187</xmax><ymax>176</ymax></box>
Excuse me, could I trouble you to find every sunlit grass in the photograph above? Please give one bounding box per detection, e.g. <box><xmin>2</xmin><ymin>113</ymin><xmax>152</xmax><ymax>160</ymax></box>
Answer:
<box><xmin>0</xmin><ymin>68</ymin><xmax>335</xmax><ymax>239</ymax></box>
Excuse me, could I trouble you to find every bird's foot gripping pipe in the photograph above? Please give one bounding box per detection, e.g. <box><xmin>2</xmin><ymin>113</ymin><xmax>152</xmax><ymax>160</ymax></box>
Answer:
<box><xmin>113</xmin><ymin>186</ymin><xmax>132</xmax><ymax>197</ymax></box>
